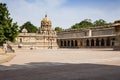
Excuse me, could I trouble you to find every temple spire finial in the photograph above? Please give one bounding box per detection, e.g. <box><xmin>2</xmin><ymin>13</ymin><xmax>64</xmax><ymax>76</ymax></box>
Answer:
<box><xmin>45</xmin><ymin>14</ymin><xmax>47</xmax><ymax>17</ymax></box>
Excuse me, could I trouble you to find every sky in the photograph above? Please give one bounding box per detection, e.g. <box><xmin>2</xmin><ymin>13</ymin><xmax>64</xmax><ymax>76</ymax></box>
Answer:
<box><xmin>0</xmin><ymin>0</ymin><xmax>120</xmax><ymax>29</ymax></box>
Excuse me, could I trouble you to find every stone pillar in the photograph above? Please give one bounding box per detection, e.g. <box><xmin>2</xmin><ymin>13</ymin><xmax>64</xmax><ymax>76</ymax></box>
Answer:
<box><xmin>66</xmin><ymin>40</ymin><xmax>68</xmax><ymax>48</ymax></box>
<box><xmin>59</xmin><ymin>40</ymin><xmax>61</xmax><ymax>48</ymax></box>
<box><xmin>89</xmin><ymin>39</ymin><xmax>91</xmax><ymax>47</ymax></box>
<box><xmin>77</xmin><ymin>40</ymin><xmax>80</xmax><ymax>48</ymax></box>
<box><xmin>113</xmin><ymin>20</ymin><xmax>120</xmax><ymax>50</ymax></box>
<box><xmin>82</xmin><ymin>39</ymin><xmax>85</xmax><ymax>48</ymax></box>
<box><xmin>110</xmin><ymin>38</ymin><xmax>113</xmax><ymax>47</ymax></box>
<box><xmin>73</xmin><ymin>40</ymin><xmax>75</xmax><ymax>47</ymax></box>
<box><xmin>94</xmin><ymin>38</ymin><xmax>96</xmax><ymax>47</ymax></box>
<box><xmin>89</xmin><ymin>29</ymin><xmax>92</xmax><ymax>37</ymax></box>
<box><xmin>62</xmin><ymin>40</ymin><xmax>64</xmax><ymax>47</ymax></box>
<box><xmin>99</xmin><ymin>39</ymin><xmax>101</xmax><ymax>47</ymax></box>
<box><xmin>76</xmin><ymin>40</ymin><xmax>79</xmax><ymax>48</ymax></box>
<box><xmin>104</xmin><ymin>38</ymin><xmax>107</xmax><ymax>47</ymax></box>
<box><xmin>70</xmin><ymin>40</ymin><xmax>71</xmax><ymax>48</ymax></box>
<box><xmin>80</xmin><ymin>40</ymin><xmax>82</xmax><ymax>48</ymax></box>
<box><xmin>57</xmin><ymin>40</ymin><xmax>60</xmax><ymax>47</ymax></box>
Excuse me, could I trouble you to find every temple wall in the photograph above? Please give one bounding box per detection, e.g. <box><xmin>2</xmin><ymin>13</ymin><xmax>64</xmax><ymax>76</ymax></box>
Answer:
<box><xmin>57</xmin><ymin>26</ymin><xmax>115</xmax><ymax>39</ymax></box>
<box><xmin>57</xmin><ymin>26</ymin><xmax>116</xmax><ymax>48</ymax></box>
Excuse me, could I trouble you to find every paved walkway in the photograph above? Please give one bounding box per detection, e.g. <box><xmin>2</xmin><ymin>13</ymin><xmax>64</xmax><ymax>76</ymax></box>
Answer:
<box><xmin>0</xmin><ymin>48</ymin><xmax>120</xmax><ymax>80</ymax></box>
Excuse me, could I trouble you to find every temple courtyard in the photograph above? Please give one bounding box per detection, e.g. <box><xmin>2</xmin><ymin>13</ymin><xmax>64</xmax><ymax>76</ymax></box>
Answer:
<box><xmin>0</xmin><ymin>48</ymin><xmax>120</xmax><ymax>80</ymax></box>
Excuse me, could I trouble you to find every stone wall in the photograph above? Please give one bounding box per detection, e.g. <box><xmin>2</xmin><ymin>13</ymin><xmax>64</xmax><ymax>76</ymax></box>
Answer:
<box><xmin>10</xmin><ymin>33</ymin><xmax>58</xmax><ymax>49</ymax></box>
<box><xmin>57</xmin><ymin>26</ymin><xmax>116</xmax><ymax>48</ymax></box>
<box><xmin>92</xmin><ymin>27</ymin><xmax>115</xmax><ymax>36</ymax></box>
<box><xmin>57</xmin><ymin>26</ymin><xmax>115</xmax><ymax>39</ymax></box>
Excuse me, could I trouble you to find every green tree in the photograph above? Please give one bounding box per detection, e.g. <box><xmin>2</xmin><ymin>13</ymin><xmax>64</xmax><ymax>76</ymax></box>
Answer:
<box><xmin>0</xmin><ymin>3</ymin><xmax>19</xmax><ymax>42</ymax></box>
<box><xmin>93</xmin><ymin>19</ymin><xmax>107</xmax><ymax>26</ymax></box>
<box><xmin>55</xmin><ymin>27</ymin><xmax>62</xmax><ymax>32</ymax></box>
<box><xmin>71</xmin><ymin>19</ymin><xmax>93</xmax><ymax>29</ymax></box>
<box><xmin>20</xmin><ymin>21</ymin><xmax>38</xmax><ymax>33</ymax></box>
<box><xmin>71</xmin><ymin>23</ymin><xmax>80</xmax><ymax>29</ymax></box>
<box><xmin>79</xmin><ymin>19</ymin><xmax>93</xmax><ymax>28</ymax></box>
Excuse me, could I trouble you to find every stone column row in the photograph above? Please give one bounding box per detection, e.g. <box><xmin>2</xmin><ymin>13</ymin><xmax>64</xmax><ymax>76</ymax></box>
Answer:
<box><xmin>59</xmin><ymin>37</ymin><xmax>115</xmax><ymax>48</ymax></box>
<box><xmin>85</xmin><ymin>38</ymin><xmax>114</xmax><ymax>48</ymax></box>
<box><xmin>60</xmin><ymin>40</ymin><xmax>79</xmax><ymax>48</ymax></box>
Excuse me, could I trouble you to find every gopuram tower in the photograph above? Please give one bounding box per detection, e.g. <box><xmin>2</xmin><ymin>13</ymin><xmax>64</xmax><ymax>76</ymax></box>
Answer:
<box><xmin>39</xmin><ymin>14</ymin><xmax>54</xmax><ymax>35</ymax></box>
<box><xmin>38</xmin><ymin>14</ymin><xmax>58</xmax><ymax>49</ymax></box>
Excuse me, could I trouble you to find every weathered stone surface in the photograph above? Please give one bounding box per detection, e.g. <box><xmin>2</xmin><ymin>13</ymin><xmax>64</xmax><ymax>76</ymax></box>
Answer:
<box><xmin>113</xmin><ymin>20</ymin><xmax>120</xmax><ymax>50</ymax></box>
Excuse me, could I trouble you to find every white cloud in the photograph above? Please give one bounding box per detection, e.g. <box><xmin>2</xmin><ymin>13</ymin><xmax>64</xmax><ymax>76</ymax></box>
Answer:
<box><xmin>0</xmin><ymin>0</ymin><xmax>120</xmax><ymax>29</ymax></box>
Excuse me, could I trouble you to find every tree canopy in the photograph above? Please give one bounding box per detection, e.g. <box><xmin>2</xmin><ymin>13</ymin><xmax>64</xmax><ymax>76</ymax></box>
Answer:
<box><xmin>93</xmin><ymin>19</ymin><xmax>107</xmax><ymax>26</ymax></box>
<box><xmin>20</xmin><ymin>21</ymin><xmax>38</xmax><ymax>33</ymax></box>
<box><xmin>0</xmin><ymin>3</ymin><xmax>19</xmax><ymax>42</ymax></box>
<box><xmin>71</xmin><ymin>19</ymin><xmax>93</xmax><ymax>29</ymax></box>
<box><xmin>54</xmin><ymin>27</ymin><xmax>62</xmax><ymax>32</ymax></box>
<box><xmin>71</xmin><ymin>19</ymin><xmax>112</xmax><ymax>29</ymax></box>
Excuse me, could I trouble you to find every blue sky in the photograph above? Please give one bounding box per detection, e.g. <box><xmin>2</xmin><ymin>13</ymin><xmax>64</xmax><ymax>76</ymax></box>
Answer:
<box><xmin>0</xmin><ymin>0</ymin><xmax>120</xmax><ymax>29</ymax></box>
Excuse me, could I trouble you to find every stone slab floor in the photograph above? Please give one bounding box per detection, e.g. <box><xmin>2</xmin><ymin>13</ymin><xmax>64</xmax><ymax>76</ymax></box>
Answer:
<box><xmin>0</xmin><ymin>48</ymin><xmax>120</xmax><ymax>80</ymax></box>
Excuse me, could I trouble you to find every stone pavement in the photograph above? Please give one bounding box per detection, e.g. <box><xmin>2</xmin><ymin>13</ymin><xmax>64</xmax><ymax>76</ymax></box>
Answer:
<box><xmin>0</xmin><ymin>48</ymin><xmax>120</xmax><ymax>80</ymax></box>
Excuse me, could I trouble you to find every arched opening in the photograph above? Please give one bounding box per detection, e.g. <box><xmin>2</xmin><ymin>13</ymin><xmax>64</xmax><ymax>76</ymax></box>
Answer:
<box><xmin>106</xmin><ymin>38</ymin><xmax>110</xmax><ymax>46</ymax></box>
<box><xmin>86</xmin><ymin>39</ymin><xmax>89</xmax><ymax>46</ymax></box>
<box><xmin>91</xmin><ymin>39</ymin><xmax>94</xmax><ymax>46</ymax></box>
<box><xmin>96</xmin><ymin>38</ymin><xmax>99</xmax><ymax>46</ymax></box>
<box><xmin>101</xmin><ymin>39</ymin><xmax>104</xmax><ymax>46</ymax></box>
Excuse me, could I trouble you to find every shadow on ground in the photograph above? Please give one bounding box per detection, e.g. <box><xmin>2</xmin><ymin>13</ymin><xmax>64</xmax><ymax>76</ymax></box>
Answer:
<box><xmin>0</xmin><ymin>62</ymin><xmax>120</xmax><ymax>80</ymax></box>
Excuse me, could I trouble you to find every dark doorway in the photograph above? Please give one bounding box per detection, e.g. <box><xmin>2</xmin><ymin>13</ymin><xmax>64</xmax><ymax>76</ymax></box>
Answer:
<box><xmin>61</xmin><ymin>40</ymin><xmax>63</xmax><ymax>46</ymax></box>
<box><xmin>68</xmin><ymin>41</ymin><xmax>70</xmax><ymax>47</ymax></box>
<box><xmin>64</xmin><ymin>40</ymin><xmax>66</xmax><ymax>47</ymax></box>
<box><xmin>101</xmin><ymin>39</ymin><xmax>105</xmax><ymax>46</ymax></box>
<box><xmin>86</xmin><ymin>39</ymin><xmax>89</xmax><ymax>46</ymax></box>
<box><xmin>71</xmin><ymin>40</ymin><xmax>74</xmax><ymax>47</ymax></box>
<box><xmin>91</xmin><ymin>39</ymin><xmax>94</xmax><ymax>46</ymax></box>
<box><xmin>106</xmin><ymin>38</ymin><xmax>110</xmax><ymax>46</ymax></box>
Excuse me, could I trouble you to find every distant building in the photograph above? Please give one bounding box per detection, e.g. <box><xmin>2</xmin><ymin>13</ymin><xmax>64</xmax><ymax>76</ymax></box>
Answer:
<box><xmin>57</xmin><ymin>26</ymin><xmax>115</xmax><ymax>48</ymax></box>
<box><xmin>57</xmin><ymin>20</ymin><xmax>120</xmax><ymax>50</ymax></box>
